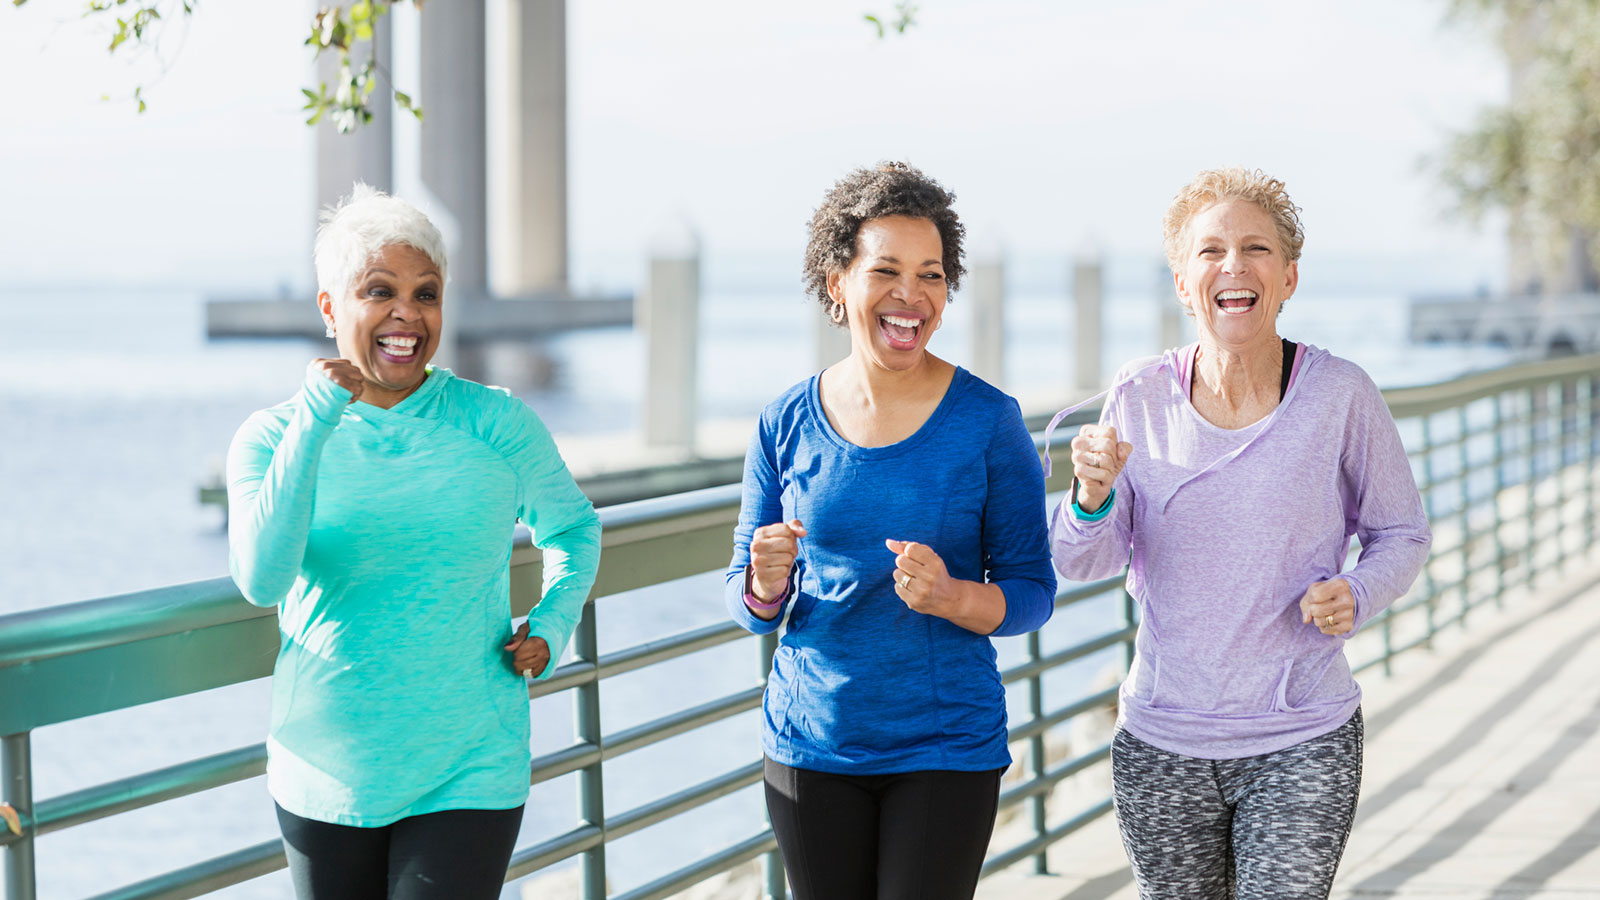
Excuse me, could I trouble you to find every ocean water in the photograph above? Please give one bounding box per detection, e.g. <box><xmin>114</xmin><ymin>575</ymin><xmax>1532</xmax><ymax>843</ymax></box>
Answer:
<box><xmin>0</xmin><ymin>282</ymin><xmax>1517</xmax><ymax>898</ymax></box>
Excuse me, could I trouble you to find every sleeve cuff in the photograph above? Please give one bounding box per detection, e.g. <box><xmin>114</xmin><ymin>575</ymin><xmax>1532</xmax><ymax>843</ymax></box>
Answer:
<box><xmin>1071</xmin><ymin>484</ymin><xmax>1116</xmax><ymax>522</ymax></box>
<box><xmin>303</xmin><ymin>369</ymin><xmax>353</xmax><ymax>425</ymax></box>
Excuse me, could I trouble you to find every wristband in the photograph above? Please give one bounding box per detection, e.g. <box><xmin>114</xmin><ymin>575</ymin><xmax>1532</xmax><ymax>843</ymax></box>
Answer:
<box><xmin>744</xmin><ymin>565</ymin><xmax>790</xmax><ymax>612</ymax></box>
<box><xmin>1071</xmin><ymin>481</ymin><xmax>1116</xmax><ymax>522</ymax></box>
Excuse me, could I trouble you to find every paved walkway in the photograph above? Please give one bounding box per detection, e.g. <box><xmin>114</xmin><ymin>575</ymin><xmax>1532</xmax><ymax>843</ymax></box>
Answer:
<box><xmin>978</xmin><ymin>557</ymin><xmax>1600</xmax><ymax>900</ymax></box>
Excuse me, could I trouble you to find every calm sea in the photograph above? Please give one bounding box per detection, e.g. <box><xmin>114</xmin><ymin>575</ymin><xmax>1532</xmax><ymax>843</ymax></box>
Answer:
<box><xmin>0</xmin><ymin>279</ymin><xmax>1515</xmax><ymax>898</ymax></box>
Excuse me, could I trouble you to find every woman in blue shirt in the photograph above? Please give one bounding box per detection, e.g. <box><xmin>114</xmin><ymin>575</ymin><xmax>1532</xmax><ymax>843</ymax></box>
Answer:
<box><xmin>726</xmin><ymin>162</ymin><xmax>1057</xmax><ymax>900</ymax></box>
<box><xmin>227</xmin><ymin>185</ymin><xmax>601</xmax><ymax>899</ymax></box>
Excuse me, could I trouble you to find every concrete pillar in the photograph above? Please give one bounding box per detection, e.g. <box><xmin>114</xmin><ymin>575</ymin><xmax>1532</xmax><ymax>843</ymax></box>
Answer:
<box><xmin>1073</xmin><ymin>255</ymin><xmax>1103</xmax><ymax>390</ymax></box>
<box><xmin>496</xmin><ymin>0</ymin><xmax>568</xmax><ymax>296</ymax></box>
<box><xmin>420</xmin><ymin>0</ymin><xmax>488</xmax><ymax>295</ymax></box>
<box><xmin>641</xmin><ymin>235</ymin><xmax>700</xmax><ymax>450</ymax></box>
<box><xmin>814</xmin><ymin>312</ymin><xmax>853</xmax><ymax>373</ymax></box>
<box><xmin>1158</xmin><ymin>259</ymin><xmax>1185</xmax><ymax>352</ymax></box>
<box><xmin>970</xmin><ymin>254</ymin><xmax>1005</xmax><ymax>387</ymax></box>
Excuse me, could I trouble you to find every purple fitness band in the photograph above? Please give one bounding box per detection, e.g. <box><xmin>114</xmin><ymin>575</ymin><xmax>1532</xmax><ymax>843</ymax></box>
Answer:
<box><xmin>744</xmin><ymin>565</ymin><xmax>790</xmax><ymax>612</ymax></box>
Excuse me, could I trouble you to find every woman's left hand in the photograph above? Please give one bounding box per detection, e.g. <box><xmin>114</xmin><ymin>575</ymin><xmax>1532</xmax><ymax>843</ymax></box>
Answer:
<box><xmin>886</xmin><ymin>539</ymin><xmax>958</xmax><ymax>617</ymax></box>
<box><xmin>503</xmin><ymin>623</ymin><xmax>552</xmax><ymax>678</ymax></box>
<box><xmin>1299</xmin><ymin>579</ymin><xmax>1355</xmax><ymax>636</ymax></box>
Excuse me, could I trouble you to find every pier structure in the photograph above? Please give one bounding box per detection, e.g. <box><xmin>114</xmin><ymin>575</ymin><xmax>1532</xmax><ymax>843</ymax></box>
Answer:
<box><xmin>208</xmin><ymin>0</ymin><xmax>631</xmax><ymax>365</ymax></box>
<box><xmin>1410</xmin><ymin>293</ymin><xmax>1600</xmax><ymax>356</ymax></box>
<box><xmin>6</xmin><ymin>353</ymin><xmax>1600</xmax><ymax>899</ymax></box>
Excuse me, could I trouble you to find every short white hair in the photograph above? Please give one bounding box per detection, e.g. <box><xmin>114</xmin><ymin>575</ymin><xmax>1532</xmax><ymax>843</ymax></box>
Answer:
<box><xmin>314</xmin><ymin>183</ymin><xmax>449</xmax><ymax>300</ymax></box>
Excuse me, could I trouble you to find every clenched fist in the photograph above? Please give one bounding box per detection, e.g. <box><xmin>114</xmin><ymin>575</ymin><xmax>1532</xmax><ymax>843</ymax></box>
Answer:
<box><xmin>1072</xmin><ymin>424</ymin><xmax>1132</xmax><ymax>513</ymax></box>
<box><xmin>748</xmin><ymin>519</ymin><xmax>807</xmax><ymax>619</ymax></box>
<box><xmin>309</xmin><ymin>358</ymin><xmax>365</xmax><ymax>404</ymax></box>
<box><xmin>1299</xmin><ymin>578</ymin><xmax>1355</xmax><ymax>637</ymax></box>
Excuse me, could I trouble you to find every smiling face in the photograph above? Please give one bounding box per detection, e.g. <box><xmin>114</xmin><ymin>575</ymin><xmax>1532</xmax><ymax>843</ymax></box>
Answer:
<box><xmin>1174</xmin><ymin>199</ymin><xmax>1298</xmax><ymax>354</ymax></box>
<box><xmin>827</xmin><ymin>215</ymin><xmax>948</xmax><ymax>373</ymax></box>
<box><xmin>318</xmin><ymin>242</ymin><xmax>444</xmax><ymax>408</ymax></box>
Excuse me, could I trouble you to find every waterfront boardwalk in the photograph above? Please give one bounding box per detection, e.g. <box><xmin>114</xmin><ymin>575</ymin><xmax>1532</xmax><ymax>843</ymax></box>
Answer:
<box><xmin>978</xmin><ymin>557</ymin><xmax>1600</xmax><ymax>900</ymax></box>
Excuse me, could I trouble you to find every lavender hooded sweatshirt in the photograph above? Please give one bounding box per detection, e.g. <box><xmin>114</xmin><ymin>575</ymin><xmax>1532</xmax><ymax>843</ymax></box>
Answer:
<box><xmin>1050</xmin><ymin>343</ymin><xmax>1430</xmax><ymax>759</ymax></box>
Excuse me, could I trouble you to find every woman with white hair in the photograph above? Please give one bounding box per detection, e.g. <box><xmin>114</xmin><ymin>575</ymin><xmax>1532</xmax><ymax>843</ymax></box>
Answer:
<box><xmin>226</xmin><ymin>184</ymin><xmax>601</xmax><ymax>899</ymax></box>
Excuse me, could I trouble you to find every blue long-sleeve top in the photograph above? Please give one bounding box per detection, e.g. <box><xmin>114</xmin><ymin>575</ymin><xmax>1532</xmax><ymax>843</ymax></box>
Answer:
<box><xmin>227</xmin><ymin>367</ymin><xmax>601</xmax><ymax>826</ymax></box>
<box><xmin>726</xmin><ymin>367</ymin><xmax>1056</xmax><ymax>774</ymax></box>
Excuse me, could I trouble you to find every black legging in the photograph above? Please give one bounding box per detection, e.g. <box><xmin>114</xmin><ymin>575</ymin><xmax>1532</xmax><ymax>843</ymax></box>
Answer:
<box><xmin>275</xmin><ymin>804</ymin><xmax>523</xmax><ymax>900</ymax></box>
<box><xmin>763</xmin><ymin>757</ymin><xmax>1003</xmax><ymax>900</ymax></box>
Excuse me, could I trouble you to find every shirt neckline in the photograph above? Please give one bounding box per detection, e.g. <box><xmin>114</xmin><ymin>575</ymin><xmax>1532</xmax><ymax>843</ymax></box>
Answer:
<box><xmin>347</xmin><ymin>366</ymin><xmax>451</xmax><ymax>423</ymax></box>
<box><xmin>1177</xmin><ymin>341</ymin><xmax>1304</xmax><ymax>435</ymax></box>
<box><xmin>806</xmin><ymin>366</ymin><xmax>971</xmax><ymax>457</ymax></box>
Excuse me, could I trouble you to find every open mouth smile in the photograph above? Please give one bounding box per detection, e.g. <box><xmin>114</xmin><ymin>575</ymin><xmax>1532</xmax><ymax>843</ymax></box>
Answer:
<box><xmin>1214</xmin><ymin>289</ymin><xmax>1258</xmax><ymax>315</ymax></box>
<box><xmin>376</xmin><ymin>334</ymin><xmax>422</xmax><ymax>362</ymax></box>
<box><xmin>878</xmin><ymin>312</ymin><xmax>925</xmax><ymax>350</ymax></box>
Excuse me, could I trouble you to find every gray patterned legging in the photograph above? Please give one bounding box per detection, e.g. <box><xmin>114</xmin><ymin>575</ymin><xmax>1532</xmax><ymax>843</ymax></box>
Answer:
<box><xmin>1110</xmin><ymin>709</ymin><xmax>1363</xmax><ymax>900</ymax></box>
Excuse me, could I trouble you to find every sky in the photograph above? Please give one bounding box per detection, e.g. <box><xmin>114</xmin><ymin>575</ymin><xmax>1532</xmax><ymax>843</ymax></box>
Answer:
<box><xmin>0</xmin><ymin>0</ymin><xmax>1510</xmax><ymax>297</ymax></box>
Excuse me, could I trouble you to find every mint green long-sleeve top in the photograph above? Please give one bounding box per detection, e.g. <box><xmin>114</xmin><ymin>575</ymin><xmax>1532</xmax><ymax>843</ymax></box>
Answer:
<box><xmin>226</xmin><ymin>367</ymin><xmax>601</xmax><ymax>826</ymax></box>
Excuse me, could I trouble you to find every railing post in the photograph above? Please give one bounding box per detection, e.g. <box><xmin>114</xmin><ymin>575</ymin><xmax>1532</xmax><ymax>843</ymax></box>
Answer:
<box><xmin>2</xmin><ymin>733</ymin><xmax>35</xmax><ymax>900</ymax></box>
<box><xmin>1556</xmin><ymin>379</ymin><xmax>1571</xmax><ymax>573</ymax></box>
<box><xmin>574</xmin><ymin>602</ymin><xmax>607</xmax><ymax>900</ymax></box>
<box><xmin>758</xmin><ymin>631</ymin><xmax>787</xmax><ymax>900</ymax></box>
<box><xmin>1418</xmin><ymin>416</ymin><xmax>1437</xmax><ymax>653</ymax></box>
<box><xmin>1526</xmin><ymin>386</ymin><xmax>1540</xmax><ymax>592</ymax></box>
<box><xmin>1026</xmin><ymin>631</ymin><xmax>1048</xmax><ymax>875</ymax></box>
<box><xmin>1580</xmin><ymin>373</ymin><xmax>1593</xmax><ymax>554</ymax></box>
<box><xmin>1491</xmin><ymin>393</ymin><xmax>1506</xmax><ymax>608</ymax></box>
<box><xmin>1457</xmin><ymin>405</ymin><xmax>1471</xmax><ymax>624</ymax></box>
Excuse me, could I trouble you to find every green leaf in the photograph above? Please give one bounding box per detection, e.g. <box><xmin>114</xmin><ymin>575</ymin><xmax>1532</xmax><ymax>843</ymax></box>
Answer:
<box><xmin>393</xmin><ymin>90</ymin><xmax>412</xmax><ymax>109</ymax></box>
<box><xmin>863</xmin><ymin>13</ymin><xmax>884</xmax><ymax>38</ymax></box>
<box><xmin>355</xmin><ymin>21</ymin><xmax>372</xmax><ymax>40</ymax></box>
<box><xmin>351</xmin><ymin>0</ymin><xmax>372</xmax><ymax>23</ymax></box>
<box><xmin>306</xmin><ymin>106</ymin><xmax>325</xmax><ymax>126</ymax></box>
<box><xmin>13</xmin><ymin>0</ymin><xmax>30</xmax><ymax>7</ymax></box>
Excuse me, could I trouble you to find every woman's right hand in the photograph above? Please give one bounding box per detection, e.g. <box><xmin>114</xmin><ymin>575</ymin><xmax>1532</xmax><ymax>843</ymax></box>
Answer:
<box><xmin>1072</xmin><ymin>424</ymin><xmax>1132</xmax><ymax>514</ymax></box>
<box><xmin>749</xmin><ymin>519</ymin><xmax>807</xmax><ymax>602</ymax></box>
<box><xmin>309</xmin><ymin>358</ymin><xmax>365</xmax><ymax>404</ymax></box>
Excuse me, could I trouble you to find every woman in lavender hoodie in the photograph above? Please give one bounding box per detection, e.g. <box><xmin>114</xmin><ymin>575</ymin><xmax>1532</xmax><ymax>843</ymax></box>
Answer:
<box><xmin>1050</xmin><ymin>168</ymin><xmax>1430</xmax><ymax>899</ymax></box>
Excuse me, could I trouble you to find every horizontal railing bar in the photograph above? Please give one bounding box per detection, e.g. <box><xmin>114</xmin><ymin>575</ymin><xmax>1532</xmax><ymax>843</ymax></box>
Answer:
<box><xmin>32</xmin><ymin>743</ymin><xmax>265</xmax><ymax>839</ymax></box>
<box><xmin>603</xmin><ymin>686</ymin><xmax>764</xmax><ymax>760</ymax></box>
<box><xmin>997</xmin><ymin>741</ymin><xmax>1112</xmax><ymax>809</ymax></box>
<box><xmin>1384</xmin><ymin>355</ymin><xmax>1600</xmax><ymax>418</ymax></box>
<box><xmin>528</xmin><ymin>741</ymin><xmax>603</xmax><ymax>787</ymax></box>
<box><xmin>981</xmin><ymin>797</ymin><xmax>1115</xmax><ymax>876</ymax></box>
<box><xmin>1054</xmin><ymin>574</ymin><xmax>1127</xmax><ymax>609</ymax></box>
<box><xmin>1006</xmin><ymin>687</ymin><xmax>1120</xmax><ymax>745</ymax></box>
<box><xmin>596</xmin><ymin>620</ymin><xmax>747</xmax><ymax>681</ymax></box>
<box><xmin>504</xmin><ymin>824</ymin><xmax>605</xmax><ymax>879</ymax></box>
<box><xmin>609</xmin><ymin>830</ymin><xmax>778</xmax><ymax>900</ymax></box>
<box><xmin>82</xmin><ymin>838</ymin><xmax>284</xmax><ymax>900</ymax></box>
<box><xmin>606</xmin><ymin>761</ymin><xmax>763</xmax><ymax>841</ymax></box>
<box><xmin>528</xmin><ymin>659</ymin><xmax>598</xmax><ymax>698</ymax></box>
<box><xmin>1001</xmin><ymin>625</ymin><xmax>1138</xmax><ymax>685</ymax></box>
<box><xmin>0</xmin><ymin>577</ymin><xmax>264</xmax><ymax>668</ymax></box>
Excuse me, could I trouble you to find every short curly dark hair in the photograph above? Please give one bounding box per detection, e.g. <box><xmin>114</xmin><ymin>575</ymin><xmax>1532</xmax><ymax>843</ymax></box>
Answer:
<box><xmin>803</xmin><ymin>161</ymin><xmax>967</xmax><ymax>324</ymax></box>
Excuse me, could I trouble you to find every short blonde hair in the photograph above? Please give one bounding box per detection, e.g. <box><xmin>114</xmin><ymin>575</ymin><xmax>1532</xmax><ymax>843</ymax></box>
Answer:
<box><xmin>1162</xmin><ymin>167</ymin><xmax>1305</xmax><ymax>273</ymax></box>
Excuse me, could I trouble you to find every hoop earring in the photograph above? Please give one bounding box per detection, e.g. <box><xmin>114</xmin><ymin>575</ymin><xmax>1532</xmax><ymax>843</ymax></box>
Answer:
<box><xmin>829</xmin><ymin>302</ymin><xmax>846</xmax><ymax>325</ymax></box>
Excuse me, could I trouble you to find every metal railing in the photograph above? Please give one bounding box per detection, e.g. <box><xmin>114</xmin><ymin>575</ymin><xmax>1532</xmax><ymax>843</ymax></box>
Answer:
<box><xmin>2</xmin><ymin>353</ymin><xmax>1597</xmax><ymax>900</ymax></box>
